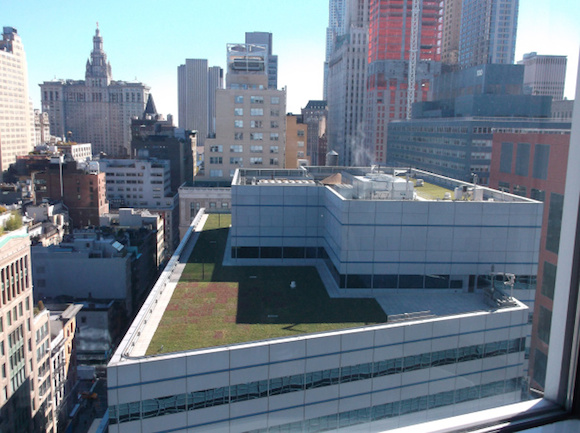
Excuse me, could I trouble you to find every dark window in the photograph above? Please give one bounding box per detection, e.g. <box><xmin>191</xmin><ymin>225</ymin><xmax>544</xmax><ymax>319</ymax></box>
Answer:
<box><xmin>425</xmin><ymin>275</ymin><xmax>450</xmax><ymax>289</ymax></box>
<box><xmin>538</xmin><ymin>306</ymin><xmax>552</xmax><ymax>344</ymax></box>
<box><xmin>346</xmin><ymin>274</ymin><xmax>372</xmax><ymax>289</ymax></box>
<box><xmin>500</xmin><ymin>142</ymin><xmax>513</xmax><ymax>173</ymax></box>
<box><xmin>546</xmin><ymin>193</ymin><xmax>564</xmax><ymax>253</ymax></box>
<box><xmin>531</xmin><ymin>188</ymin><xmax>546</xmax><ymax>202</ymax></box>
<box><xmin>399</xmin><ymin>275</ymin><xmax>424</xmax><ymax>289</ymax></box>
<box><xmin>373</xmin><ymin>275</ymin><xmax>398</xmax><ymax>288</ymax></box>
<box><xmin>541</xmin><ymin>262</ymin><xmax>557</xmax><ymax>300</ymax></box>
<box><xmin>533</xmin><ymin>349</ymin><xmax>548</xmax><ymax>388</ymax></box>
<box><xmin>260</xmin><ymin>247</ymin><xmax>282</xmax><ymax>258</ymax></box>
<box><xmin>533</xmin><ymin>144</ymin><xmax>550</xmax><ymax>180</ymax></box>
<box><xmin>515</xmin><ymin>143</ymin><xmax>531</xmax><ymax>176</ymax></box>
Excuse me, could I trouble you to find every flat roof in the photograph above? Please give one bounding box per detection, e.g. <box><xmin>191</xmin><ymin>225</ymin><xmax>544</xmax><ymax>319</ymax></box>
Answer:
<box><xmin>113</xmin><ymin>213</ymin><xmax>520</xmax><ymax>358</ymax></box>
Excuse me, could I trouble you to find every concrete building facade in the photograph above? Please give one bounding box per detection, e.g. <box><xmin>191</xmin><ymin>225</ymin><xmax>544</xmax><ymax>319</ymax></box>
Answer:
<box><xmin>177</xmin><ymin>59</ymin><xmax>223</xmax><ymax>145</ymax></box>
<box><xmin>245</xmin><ymin>32</ymin><xmax>278</xmax><ymax>90</ymax></box>
<box><xmin>519</xmin><ymin>52</ymin><xmax>567</xmax><ymax>101</ymax></box>
<box><xmin>199</xmin><ymin>42</ymin><xmax>286</xmax><ymax>182</ymax></box>
<box><xmin>285</xmin><ymin>114</ymin><xmax>308</xmax><ymax>168</ymax></box>
<box><xmin>0</xmin><ymin>27</ymin><xmax>35</xmax><ymax>176</ymax></box>
<box><xmin>40</xmin><ymin>27</ymin><xmax>149</xmax><ymax>157</ymax></box>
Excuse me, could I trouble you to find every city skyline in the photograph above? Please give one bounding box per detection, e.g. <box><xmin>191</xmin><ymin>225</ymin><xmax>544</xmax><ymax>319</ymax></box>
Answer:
<box><xmin>4</xmin><ymin>0</ymin><xmax>579</xmax><ymax>121</ymax></box>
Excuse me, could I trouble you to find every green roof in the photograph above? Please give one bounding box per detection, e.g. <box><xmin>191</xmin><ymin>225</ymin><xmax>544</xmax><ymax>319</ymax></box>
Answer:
<box><xmin>146</xmin><ymin>214</ymin><xmax>386</xmax><ymax>355</ymax></box>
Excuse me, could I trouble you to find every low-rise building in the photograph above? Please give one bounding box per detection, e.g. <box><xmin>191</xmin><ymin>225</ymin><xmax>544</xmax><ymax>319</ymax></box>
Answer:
<box><xmin>107</xmin><ymin>167</ymin><xmax>541</xmax><ymax>432</ymax></box>
<box><xmin>178</xmin><ymin>182</ymin><xmax>231</xmax><ymax>239</ymax></box>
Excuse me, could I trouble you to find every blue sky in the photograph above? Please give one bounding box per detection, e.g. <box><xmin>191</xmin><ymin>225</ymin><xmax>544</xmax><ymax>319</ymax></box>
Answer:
<box><xmin>4</xmin><ymin>0</ymin><xmax>578</xmax><ymax>119</ymax></box>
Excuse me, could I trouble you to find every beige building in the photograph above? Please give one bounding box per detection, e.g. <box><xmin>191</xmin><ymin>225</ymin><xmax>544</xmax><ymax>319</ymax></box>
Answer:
<box><xmin>0</xmin><ymin>228</ymin><xmax>56</xmax><ymax>433</ymax></box>
<box><xmin>0</xmin><ymin>27</ymin><xmax>35</xmax><ymax>175</ymax></box>
<box><xmin>285</xmin><ymin>114</ymin><xmax>308</xmax><ymax>168</ymax></box>
<box><xmin>40</xmin><ymin>27</ymin><xmax>149</xmax><ymax>157</ymax></box>
<box><xmin>200</xmin><ymin>43</ymin><xmax>286</xmax><ymax>182</ymax></box>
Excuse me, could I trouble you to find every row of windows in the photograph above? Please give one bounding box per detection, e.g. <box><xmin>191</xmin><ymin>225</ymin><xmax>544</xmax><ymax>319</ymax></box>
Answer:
<box><xmin>0</xmin><ymin>256</ymin><xmax>29</xmax><ymax>307</ymax></box>
<box><xmin>109</xmin><ymin>337</ymin><xmax>525</xmax><ymax>424</ymax></box>
<box><xmin>499</xmin><ymin>142</ymin><xmax>550</xmax><ymax>180</ymax></box>
<box><xmin>234</xmin><ymin>121</ymin><xmax>280</xmax><ymax>129</ymax></box>
<box><xmin>247</xmin><ymin>377</ymin><xmax>523</xmax><ymax>433</ymax></box>
<box><xmin>235</xmin><ymin>96</ymin><xmax>280</xmax><ymax>104</ymax></box>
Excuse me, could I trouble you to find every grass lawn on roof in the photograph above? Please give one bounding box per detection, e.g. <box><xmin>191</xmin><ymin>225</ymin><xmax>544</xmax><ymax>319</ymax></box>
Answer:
<box><xmin>147</xmin><ymin>214</ymin><xmax>386</xmax><ymax>355</ymax></box>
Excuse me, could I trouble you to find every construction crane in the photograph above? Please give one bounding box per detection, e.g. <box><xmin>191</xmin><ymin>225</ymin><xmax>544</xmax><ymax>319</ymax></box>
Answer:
<box><xmin>406</xmin><ymin>0</ymin><xmax>421</xmax><ymax>120</ymax></box>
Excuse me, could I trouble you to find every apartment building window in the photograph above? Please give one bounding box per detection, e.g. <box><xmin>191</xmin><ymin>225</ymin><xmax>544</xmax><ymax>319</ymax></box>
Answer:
<box><xmin>271</xmin><ymin>96</ymin><xmax>280</xmax><ymax>104</ymax></box>
<box><xmin>210</xmin><ymin>145</ymin><xmax>223</xmax><ymax>153</ymax></box>
<box><xmin>297</xmin><ymin>130</ymin><xmax>305</xmax><ymax>137</ymax></box>
<box><xmin>234</xmin><ymin>120</ymin><xmax>243</xmax><ymax>128</ymax></box>
<box><xmin>500</xmin><ymin>142</ymin><xmax>513</xmax><ymax>173</ymax></box>
<box><xmin>270</xmin><ymin>109</ymin><xmax>279</xmax><ymax>116</ymax></box>
<box><xmin>234</xmin><ymin>108</ymin><xmax>243</xmax><ymax>116</ymax></box>
<box><xmin>270</xmin><ymin>146</ymin><xmax>279</xmax><ymax>154</ymax></box>
<box><xmin>230</xmin><ymin>145</ymin><xmax>243</xmax><ymax>153</ymax></box>
<box><xmin>235</xmin><ymin>95</ymin><xmax>243</xmax><ymax>103</ymax></box>
<box><xmin>297</xmin><ymin>151</ymin><xmax>305</xmax><ymax>158</ymax></box>
<box><xmin>515</xmin><ymin>142</ymin><xmax>531</xmax><ymax>176</ymax></box>
<box><xmin>230</xmin><ymin>157</ymin><xmax>243</xmax><ymax>165</ymax></box>
<box><xmin>250</xmin><ymin>96</ymin><xmax>264</xmax><ymax>104</ymax></box>
<box><xmin>251</xmin><ymin>108</ymin><xmax>263</xmax><ymax>116</ymax></box>
<box><xmin>298</xmin><ymin>141</ymin><xmax>305</xmax><ymax>147</ymax></box>
<box><xmin>250</xmin><ymin>133</ymin><xmax>263</xmax><ymax>141</ymax></box>
<box><xmin>533</xmin><ymin>144</ymin><xmax>550</xmax><ymax>180</ymax></box>
<box><xmin>250</xmin><ymin>145</ymin><xmax>263</xmax><ymax>153</ymax></box>
<box><xmin>270</xmin><ymin>133</ymin><xmax>279</xmax><ymax>141</ymax></box>
<box><xmin>546</xmin><ymin>192</ymin><xmax>564</xmax><ymax>253</ymax></box>
<box><xmin>234</xmin><ymin>132</ymin><xmax>243</xmax><ymax>140</ymax></box>
<box><xmin>209</xmin><ymin>157</ymin><xmax>222</xmax><ymax>165</ymax></box>
<box><xmin>250</xmin><ymin>157</ymin><xmax>263</xmax><ymax>165</ymax></box>
<box><xmin>251</xmin><ymin>121</ymin><xmax>263</xmax><ymax>128</ymax></box>
<box><xmin>209</xmin><ymin>170</ymin><xmax>223</xmax><ymax>177</ymax></box>
<box><xmin>270</xmin><ymin>121</ymin><xmax>279</xmax><ymax>128</ymax></box>
<box><xmin>270</xmin><ymin>158</ymin><xmax>278</xmax><ymax>165</ymax></box>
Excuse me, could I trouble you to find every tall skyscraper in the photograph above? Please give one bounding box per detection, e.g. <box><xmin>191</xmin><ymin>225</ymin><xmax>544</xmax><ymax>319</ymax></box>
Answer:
<box><xmin>323</xmin><ymin>0</ymin><xmax>347</xmax><ymax>100</ymax></box>
<box><xmin>177</xmin><ymin>59</ymin><xmax>223</xmax><ymax>146</ymax></box>
<box><xmin>245</xmin><ymin>32</ymin><xmax>278</xmax><ymax>90</ymax></box>
<box><xmin>326</xmin><ymin>0</ymin><xmax>369</xmax><ymax>166</ymax></box>
<box><xmin>459</xmin><ymin>0</ymin><xmax>519</xmax><ymax>68</ymax></box>
<box><xmin>40</xmin><ymin>27</ymin><xmax>150</xmax><ymax>157</ymax></box>
<box><xmin>0</xmin><ymin>27</ymin><xmax>34</xmax><ymax>176</ymax></box>
<box><xmin>365</xmin><ymin>0</ymin><xmax>443</xmax><ymax>164</ymax></box>
<box><xmin>519</xmin><ymin>52</ymin><xmax>567</xmax><ymax>101</ymax></box>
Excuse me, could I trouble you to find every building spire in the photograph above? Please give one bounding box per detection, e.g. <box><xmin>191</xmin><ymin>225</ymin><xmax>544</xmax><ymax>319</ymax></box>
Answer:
<box><xmin>86</xmin><ymin>24</ymin><xmax>111</xmax><ymax>85</ymax></box>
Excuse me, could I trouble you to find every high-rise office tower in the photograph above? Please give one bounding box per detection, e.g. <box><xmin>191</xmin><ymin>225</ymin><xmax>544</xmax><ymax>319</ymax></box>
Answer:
<box><xmin>459</xmin><ymin>0</ymin><xmax>519</xmax><ymax>68</ymax></box>
<box><xmin>40</xmin><ymin>26</ymin><xmax>150</xmax><ymax>157</ymax></box>
<box><xmin>245</xmin><ymin>32</ymin><xmax>278</xmax><ymax>90</ymax></box>
<box><xmin>324</xmin><ymin>0</ymin><xmax>347</xmax><ymax>100</ymax></box>
<box><xmin>0</xmin><ymin>27</ymin><xmax>35</xmax><ymax>176</ymax></box>
<box><xmin>326</xmin><ymin>0</ymin><xmax>369</xmax><ymax>166</ymax></box>
<box><xmin>365</xmin><ymin>0</ymin><xmax>443</xmax><ymax>164</ymax></box>
<box><xmin>177</xmin><ymin>59</ymin><xmax>223</xmax><ymax>146</ymax></box>
<box><xmin>519</xmin><ymin>52</ymin><xmax>567</xmax><ymax>101</ymax></box>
